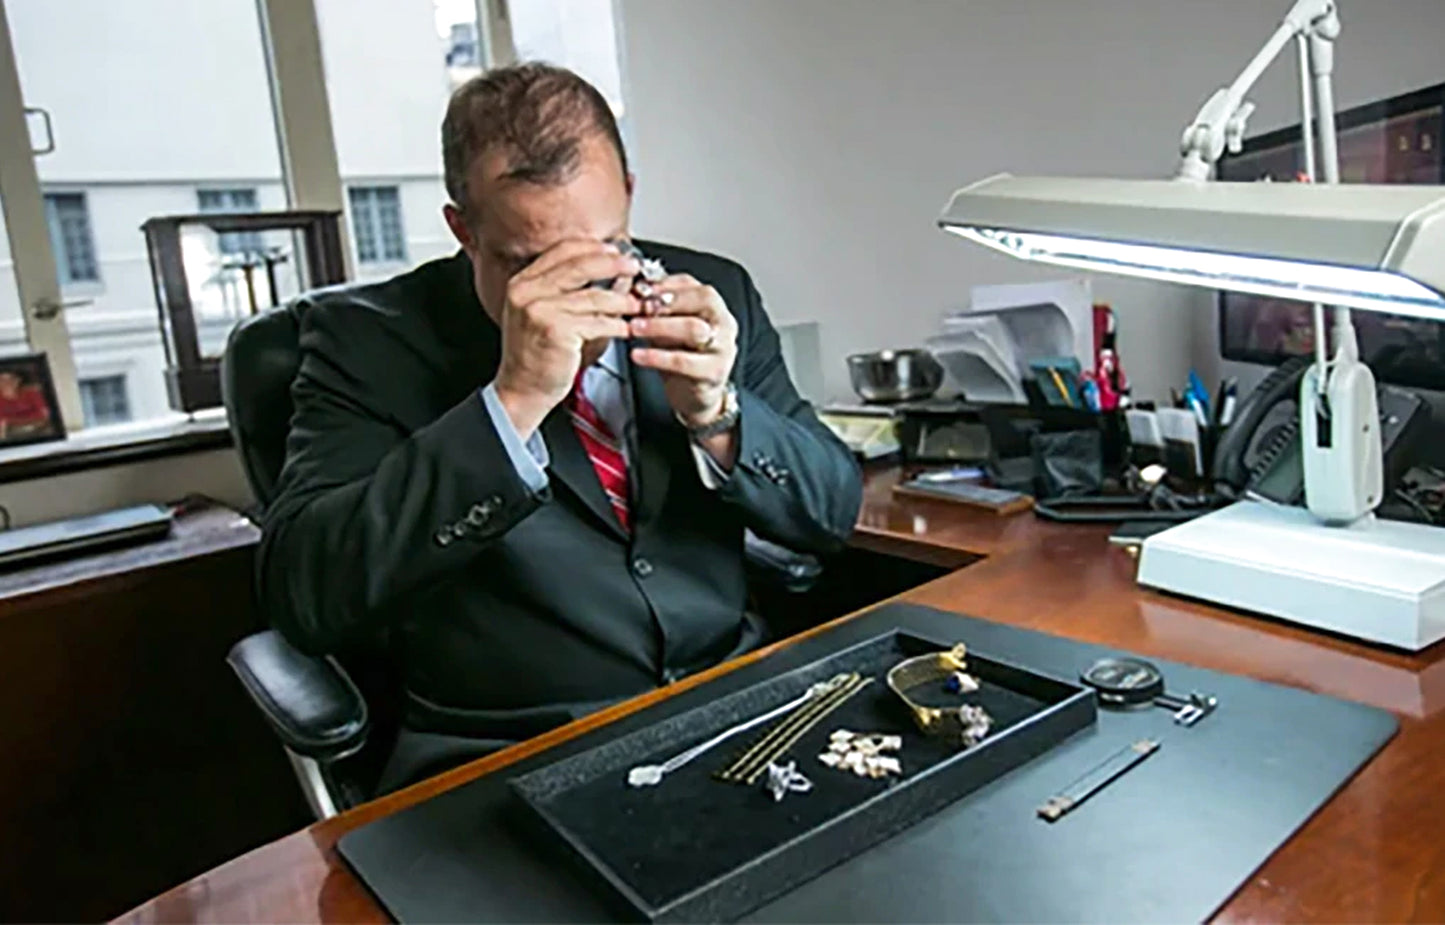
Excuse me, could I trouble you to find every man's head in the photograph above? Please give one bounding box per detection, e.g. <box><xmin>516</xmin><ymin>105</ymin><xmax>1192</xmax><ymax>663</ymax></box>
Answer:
<box><xmin>441</xmin><ymin>63</ymin><xmax>633</xmax><ymax>319</ymax></box>
<box><xmin>0</xmin><ymin>372</ymin><xmax>20</xmax><ymax>397</ymax></box>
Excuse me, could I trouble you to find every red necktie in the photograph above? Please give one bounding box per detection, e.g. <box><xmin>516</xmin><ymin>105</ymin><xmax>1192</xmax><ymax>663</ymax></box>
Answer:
<box><xmin>569</xmin><ymin>371</ymin><xmax>631</xmax><ymax>532</ymax></box>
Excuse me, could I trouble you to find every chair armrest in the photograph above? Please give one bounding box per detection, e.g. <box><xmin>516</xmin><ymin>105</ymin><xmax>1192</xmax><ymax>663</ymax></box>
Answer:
<box><xmin>227</xmin><ymin>630</ymin><xmax>370</xmax><ymax>763</ymax></box>
<box><xmin>744</xmin><ymin>531</ymin><xmax>824</xmax><ymax>594</ymax></box>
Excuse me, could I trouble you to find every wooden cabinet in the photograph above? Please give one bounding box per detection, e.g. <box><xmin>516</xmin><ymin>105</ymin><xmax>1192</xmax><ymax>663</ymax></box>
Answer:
<box><xmin>0</xmin><ymin>506</ymin><xmax>309</xmax><ymax>922</ymax></box>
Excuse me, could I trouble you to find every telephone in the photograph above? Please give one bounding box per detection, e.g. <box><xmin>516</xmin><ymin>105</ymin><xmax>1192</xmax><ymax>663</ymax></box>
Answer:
<box><xmin>1034</xmin><ymin>358</ymin><xmax>1430</xmax><ymax>525</ymax></box>
<box><xmin>1211</xmin><ymin>356</ymin><xmax>1431</xmax><ymax>506</ymax></box>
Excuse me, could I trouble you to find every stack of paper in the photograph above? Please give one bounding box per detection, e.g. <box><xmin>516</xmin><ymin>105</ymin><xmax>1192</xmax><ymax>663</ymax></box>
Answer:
<box><xmin>929</xmin><ymin>279</ymin><xmax>1089</xmax><ymax>405</ymax></box>
<box><xmin>927</xmin><ymin>314</ymin><xmax>1025</xmax><ymax>404</ymax></box>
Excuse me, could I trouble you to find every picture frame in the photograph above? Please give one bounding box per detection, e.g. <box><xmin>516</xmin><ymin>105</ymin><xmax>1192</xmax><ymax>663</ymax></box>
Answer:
<box><xmin>0</xmin><ymin>353</ymin><xmax>66</xmax><ymax>448</ymax></box>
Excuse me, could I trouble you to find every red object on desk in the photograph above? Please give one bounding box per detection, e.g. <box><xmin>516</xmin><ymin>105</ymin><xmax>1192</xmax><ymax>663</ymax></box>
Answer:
<box><xmin>1091</xmin><ymin>303</ymin><xmax>1127</xmax><ymax>410</ymax></box>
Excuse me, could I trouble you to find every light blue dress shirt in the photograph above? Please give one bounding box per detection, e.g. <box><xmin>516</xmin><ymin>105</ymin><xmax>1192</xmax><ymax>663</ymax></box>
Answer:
<box><xmin>480</xmin><ymin>340</ymin><xmax>727</xmax><ymax>495</ymax></box>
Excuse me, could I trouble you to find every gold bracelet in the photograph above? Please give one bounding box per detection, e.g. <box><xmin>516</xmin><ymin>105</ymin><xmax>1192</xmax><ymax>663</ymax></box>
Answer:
<box><xmin>886</xmin><ymin>644</ymin><xmax>993</xmax><ymax>746</ymax></box>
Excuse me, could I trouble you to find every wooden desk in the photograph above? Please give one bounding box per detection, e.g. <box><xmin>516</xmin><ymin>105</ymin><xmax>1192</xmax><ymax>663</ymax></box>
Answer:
<box><xmin>118</xmin><ymin>469</ymin><xmax>1445</xmax><ymax>923</ymax></box>
<box><xmin>0</xmin><ymin>505</ymin><xmax>311</xmax><ymax>922</ymax></box>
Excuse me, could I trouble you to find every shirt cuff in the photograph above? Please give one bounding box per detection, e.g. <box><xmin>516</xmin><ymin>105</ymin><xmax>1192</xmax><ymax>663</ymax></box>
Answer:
<box><xmin>479</xmin><ymin>383</ymin><xmax>550</xmax><ymax>494</ymax></box>
<box><xmin>691</xmin><ymin>441</ymin><xmax>731</xmax><ymax>490</ymax></box>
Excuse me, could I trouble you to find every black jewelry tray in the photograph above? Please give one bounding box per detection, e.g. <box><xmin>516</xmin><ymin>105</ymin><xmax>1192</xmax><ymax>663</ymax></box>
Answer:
<box><xmin>508</xmin><ymin>629</ymin><xmax>1097</xmax><ymax>922</ymax></box>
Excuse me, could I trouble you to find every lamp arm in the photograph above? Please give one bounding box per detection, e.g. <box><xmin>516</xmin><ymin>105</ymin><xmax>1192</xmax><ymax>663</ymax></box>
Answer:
<box><xmin>1302</xmin><ymin>5</ymin><xmax>1359</xmax><ymax>364</ymax></box>
<box><xmin>1177</xmin><ymin>0</ymin><xmax>1337</xmax><ymax>180</ymax></box>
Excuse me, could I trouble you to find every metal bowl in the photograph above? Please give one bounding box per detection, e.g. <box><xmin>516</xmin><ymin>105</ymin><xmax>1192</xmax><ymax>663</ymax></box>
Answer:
<box><xmin>847</xmin><ymin>348</ymin><xmax>944</xmax><ymax>403</ymax></box>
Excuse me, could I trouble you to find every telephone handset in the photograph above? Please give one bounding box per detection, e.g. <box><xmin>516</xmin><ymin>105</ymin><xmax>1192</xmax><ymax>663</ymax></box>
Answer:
<box><xmin>1211</xmin><ymin>357</ymin><xmax>1310</xmax><ymax>503</ymax></box>
<box><xmin>1212</xmin><ymin>355</ymin><xmax>1429</xmax><ymax>506</ymax></box>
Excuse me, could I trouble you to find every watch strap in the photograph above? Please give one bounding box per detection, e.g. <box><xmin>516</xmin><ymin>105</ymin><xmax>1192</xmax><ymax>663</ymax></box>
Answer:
<box><xmin>685</xmin><ymin>383</ymin><xmax>740</xmax><ymax>440</ymax></box>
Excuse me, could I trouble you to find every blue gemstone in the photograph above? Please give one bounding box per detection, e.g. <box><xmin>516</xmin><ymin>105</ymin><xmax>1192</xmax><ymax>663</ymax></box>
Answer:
<box><xmin>945</xmin><ymin>674</ymin><xmax>962</xmax><ymax>694</ymax></box>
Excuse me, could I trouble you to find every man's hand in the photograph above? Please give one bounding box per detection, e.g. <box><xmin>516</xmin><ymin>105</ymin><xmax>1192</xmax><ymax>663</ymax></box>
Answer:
<box><xmin>492</xmin><ymin>240</ymin><xmax>640</xmax><ymax>439</ymax></box>
<box><xmin>629</xmin><ymin>274</ymin><xmax>740</xmax><ymax>467</ymax></box>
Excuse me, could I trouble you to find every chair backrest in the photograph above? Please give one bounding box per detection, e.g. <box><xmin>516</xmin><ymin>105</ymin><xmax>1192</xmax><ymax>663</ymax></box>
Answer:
<box><xmin>221</xmin><ymin>306</ymin><xmax>304</xmax><ymax>508</ymax></box>
<box><xmin>222</xmin><ymin>303</ymin><xmax>400</xmax><ymax>801</ymax></box>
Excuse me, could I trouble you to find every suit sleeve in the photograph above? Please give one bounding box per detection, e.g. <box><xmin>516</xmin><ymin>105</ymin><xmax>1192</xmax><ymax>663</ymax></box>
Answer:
<box><xmin>715</xmin><ymin>267</ymin><xmax>863</xmax><ymax>553</ymax></box>
<box><xmin>257</xmin><ymin>301</ymin><xmax>547</xmax><ymax>655</ymax></box>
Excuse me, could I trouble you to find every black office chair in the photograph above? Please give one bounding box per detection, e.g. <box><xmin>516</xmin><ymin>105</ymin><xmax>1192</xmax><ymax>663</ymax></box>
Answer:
<box><xmin>221</xmin><ymin>302</ymin><xmax>823</xmax><ymax>818</ymax></box>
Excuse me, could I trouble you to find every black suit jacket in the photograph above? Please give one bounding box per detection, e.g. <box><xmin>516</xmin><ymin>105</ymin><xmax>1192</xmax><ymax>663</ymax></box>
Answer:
<box><xmin>259</xmin><ymin>243</ymin><xmax>861</xmax><ymax>746</ymax></box>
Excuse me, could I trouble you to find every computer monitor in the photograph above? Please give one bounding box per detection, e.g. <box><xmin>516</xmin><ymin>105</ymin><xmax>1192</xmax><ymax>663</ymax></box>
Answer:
<box><xmin>1218</xmin><ymin>82</ymin><xmax>1445</xmax><ymax>390</ymax></box>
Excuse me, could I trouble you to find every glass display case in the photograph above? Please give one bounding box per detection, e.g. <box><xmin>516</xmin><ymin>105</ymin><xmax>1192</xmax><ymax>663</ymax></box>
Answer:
<box><xmin>141</xmin><ymin>210</ymin><xmax>345</xmax><ymax>412</ymax></box>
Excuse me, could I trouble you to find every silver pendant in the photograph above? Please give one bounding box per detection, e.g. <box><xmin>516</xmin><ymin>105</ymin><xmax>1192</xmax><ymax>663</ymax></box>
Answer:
<box><xmin>765</xmin><ymin>760</ymin><xmax>813</xmax><ymax>802</ymax></box>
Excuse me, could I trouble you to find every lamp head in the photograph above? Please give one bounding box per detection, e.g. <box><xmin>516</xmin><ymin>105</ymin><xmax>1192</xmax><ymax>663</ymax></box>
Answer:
<box><xmin>938</xmin><ymin>174</ymin><xmax>1445</xmax><ymax>321</ymax></box>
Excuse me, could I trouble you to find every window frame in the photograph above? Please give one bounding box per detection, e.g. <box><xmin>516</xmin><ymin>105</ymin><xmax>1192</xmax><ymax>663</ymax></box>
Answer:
<box><xmin>196</xmin><ymin>187</ymin><xmax>264</xmax><ymax>257</ymax></box>
<box><xmin>78</xmin><ymin>372</ymin><xmax>133</xmax><ymax>428</ymax></box>
<box><xmin>41</xmin><ymin>189</ymin><xmax>103</xmax><ymax>293</ymax></box>
<box><xmin>346</xmin><ymin>184</ymin><xmax>408</xmax><ymax>266</ymax></box>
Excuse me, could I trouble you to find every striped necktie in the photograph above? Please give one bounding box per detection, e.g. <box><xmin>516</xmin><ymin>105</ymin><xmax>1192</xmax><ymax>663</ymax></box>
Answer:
<box><xmin>568</xmin><ymin>369</ymin><xmax>630</xmax><ymax>532</ymax></box>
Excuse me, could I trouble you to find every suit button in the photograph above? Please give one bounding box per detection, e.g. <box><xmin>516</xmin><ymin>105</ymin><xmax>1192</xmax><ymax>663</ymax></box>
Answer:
<box><xmin>466</xmin><ymin>503</ymin><xmax>491</xmax><ymax>527</ymax></box>
<box><xmin>632</xmin><ymin>557</ymin><xmax>654</xmax><ymax>578</ymax></box>
<box><xmin>662</xmin><ymin>668</ymin><xmax>682</xmax><ymax>684</ymax></box>
<box><xmin>434</xmin><ymin>528</ymin><xmax>455</xmax><ymax>547</ymax></box>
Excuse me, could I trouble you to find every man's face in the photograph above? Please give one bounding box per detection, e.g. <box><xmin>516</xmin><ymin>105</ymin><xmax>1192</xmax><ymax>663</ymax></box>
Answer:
<box><xmin>444</xmin><ymin>133</ymin><xmax>633</xmax><ymax>321</ymax></box>
<box><xmin>0</xmin><ymin>373</ymin><xmax>19</xmax><ymax>397</ymax></box>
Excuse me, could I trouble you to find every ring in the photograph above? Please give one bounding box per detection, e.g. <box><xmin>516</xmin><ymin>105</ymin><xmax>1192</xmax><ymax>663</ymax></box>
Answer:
<box><xmin>699</xmin><ymin>325</ymin><xmax>717</xmax><ymax>351</ymax></box>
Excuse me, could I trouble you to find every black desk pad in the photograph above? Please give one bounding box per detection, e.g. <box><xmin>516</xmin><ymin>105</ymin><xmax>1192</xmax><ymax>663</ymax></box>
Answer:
<box><xmin>339</xmin><ymin>603</ymin><xmax>1398</xmax><ymax>923</ymax></box>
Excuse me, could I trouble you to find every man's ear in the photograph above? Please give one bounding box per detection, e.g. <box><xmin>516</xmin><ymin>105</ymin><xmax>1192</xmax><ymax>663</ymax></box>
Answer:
<box><xmin>443</xmin><ymin>203</ymin><xmax>475</xmax><ymax>250</ymax></box>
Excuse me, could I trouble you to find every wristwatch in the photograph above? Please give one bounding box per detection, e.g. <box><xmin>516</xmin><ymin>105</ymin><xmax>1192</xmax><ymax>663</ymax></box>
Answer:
<box><xmin>684</xmin><ymin>382</ymin><xmax>740</xmax><ymax>440</ymax></box>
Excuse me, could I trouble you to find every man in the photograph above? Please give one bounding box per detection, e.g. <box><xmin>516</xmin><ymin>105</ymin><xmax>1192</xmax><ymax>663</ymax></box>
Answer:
<box><xmin>0</xmin><ymin>370</ymin><xmax>54</xmax><ymax>439</ymax></box>
<box><xmin>259</xmin><ymin>63</ymin><xmax>862</xmax><ymax>790</ymax></box>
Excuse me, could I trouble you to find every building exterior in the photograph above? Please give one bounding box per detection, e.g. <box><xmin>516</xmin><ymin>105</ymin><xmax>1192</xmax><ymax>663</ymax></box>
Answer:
<box><xmin>0</xmin><ymin>0</ymin><xmax>465</xmax><ymax>426</ymax></box>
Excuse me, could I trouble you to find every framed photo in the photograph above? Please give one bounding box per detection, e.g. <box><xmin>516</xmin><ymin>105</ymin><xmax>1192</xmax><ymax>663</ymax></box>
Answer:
<box><xmin>0</xmin><ymin>353</ymin><xmax>66</xmax><ymax>448</ymax></box>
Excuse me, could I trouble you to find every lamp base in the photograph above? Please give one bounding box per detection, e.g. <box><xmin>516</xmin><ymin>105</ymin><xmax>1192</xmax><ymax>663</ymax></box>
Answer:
<box><xmin>1137</xmin><ymin>501</ymin><xmax>1445</xmax><ymax>651</ymax></box>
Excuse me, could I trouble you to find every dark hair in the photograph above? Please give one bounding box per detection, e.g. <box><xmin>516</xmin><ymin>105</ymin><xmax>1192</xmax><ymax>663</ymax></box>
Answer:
<box><xmin>442</xmin><ymin>62</ymin><xmax>628</xmax><ymax>212</ymax></box>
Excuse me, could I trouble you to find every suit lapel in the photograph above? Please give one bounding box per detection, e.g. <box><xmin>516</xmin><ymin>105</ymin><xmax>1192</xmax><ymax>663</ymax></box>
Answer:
<box><xmin>541</xmin><ymin>405</ymin><xmax>629</xmax><ymax>541</ymax></box>
<box><xmin>626</xmin><ymin>356</ymin><xmax>678</xmax><ymax>530</ymax></box>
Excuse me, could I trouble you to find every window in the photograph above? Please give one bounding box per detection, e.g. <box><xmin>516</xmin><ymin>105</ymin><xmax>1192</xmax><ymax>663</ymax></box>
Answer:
<box><xmin>316</xmin><ymin>1</ymin><xmax>487</xmax><ymax>276</ymax></box>
<box><xmin>7</xmin><ymin>0</ymin><xmax>286</xmax><ymax>428</ymax></box>
<box><xmin>0</xmin><ymin>197</ymin><xmax>24</xmax><ymax>338</ymax></box>
<box><xmin>197</xmin><ymin>188</ymin><xmax>263</xmax><ymax>256</ymax></box>
<box><xmin>43</xmin><ymin>193</ymin><xmax>100</xmax><ymax>286</ymax></box>
<box><xmin>348</xmin><ymin>186</ymin><xmax>407</xmax><ymax>264</ymax></box>
<box><xmin>509</xmin><ymin>0</ymin><xmax>626</xmax><ymax>117</ymax></box>
<box><xmin>79</xmin><ymin>375</ymin><xmax>132</xmax><ymax>427</ymax></box>
<box><xmin>2</xmin><ymin>0</ymin><xmax>509</xmax><ymax>430</ymax></box>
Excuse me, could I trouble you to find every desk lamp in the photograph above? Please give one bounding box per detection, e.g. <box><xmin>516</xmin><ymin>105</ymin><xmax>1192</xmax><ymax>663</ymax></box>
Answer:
<box><xmin>937</xmin><ymin>0</ymin><xmax>1445</xmax><ymax>649</ymax></box>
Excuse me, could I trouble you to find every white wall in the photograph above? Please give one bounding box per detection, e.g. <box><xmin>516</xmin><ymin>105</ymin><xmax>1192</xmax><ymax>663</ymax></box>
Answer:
<box><xmin>619</xmin><ymin>0</ymin><xmax>1445</xmax><ymax>402</ymax></box>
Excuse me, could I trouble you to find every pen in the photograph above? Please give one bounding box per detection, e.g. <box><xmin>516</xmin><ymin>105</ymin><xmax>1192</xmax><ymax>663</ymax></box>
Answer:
<box><xmin>1187</xmin><ymin>369</ymin><xmax>1210</xmax><ymax>421</ymax></box>
<box><xmin>1048</xmin><ymin>367</ymin><xmax>1075</xmax><ymax>408</ymax></box>
<box><xmin>1187</xmin><ymin>394</ymin><xmax>1208</xmax><ymax>429</ymax></box>
<box><xmin>1220</xmin><ymin>379</ymin><xmax>1239</xmax><ymax>428</ymax></box>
